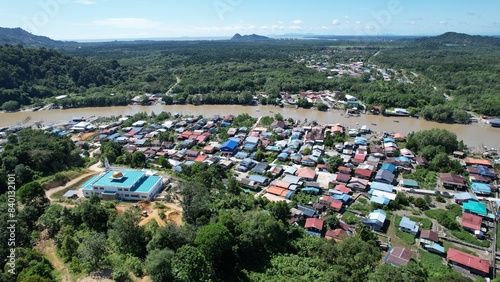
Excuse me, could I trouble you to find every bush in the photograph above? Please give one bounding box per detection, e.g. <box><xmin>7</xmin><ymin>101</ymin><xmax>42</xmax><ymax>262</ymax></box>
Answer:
<box><xmin>342</xmin><ymin>211</ymin><xmax>360</xmax><ymax>224</ymax></box>
<box><xmin>409</xmin><ymin>216</ymin><xmax>433</xmax><ymax>230</ymax></box>
<box><xmin>394</xmin><ymin>216</ymin><xmax>415</xmax><ymax>245</ymax></box>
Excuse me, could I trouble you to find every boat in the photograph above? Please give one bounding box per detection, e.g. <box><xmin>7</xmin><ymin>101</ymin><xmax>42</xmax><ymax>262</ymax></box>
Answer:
<box><xmin>393</xmin><ymin>120</ymin><xmax>399</xmax><ymax>123</ymax></box>
<box><xmin>371</xmin><ymin>123</ymin><xmax>377</xmax><ymax>126</ymax></box>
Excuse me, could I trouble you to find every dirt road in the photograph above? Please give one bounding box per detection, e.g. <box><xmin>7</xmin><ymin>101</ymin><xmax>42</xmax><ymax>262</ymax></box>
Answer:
<box><xmin>45</xmin><ymin>162</ymin><xmax>103</xmax><ymax>201</ymax></box>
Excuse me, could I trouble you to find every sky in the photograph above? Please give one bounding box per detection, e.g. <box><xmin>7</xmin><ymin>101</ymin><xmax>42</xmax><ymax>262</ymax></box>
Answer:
<box><xmin>0</xmin><ymin>0</ymin><xmax>499</xmax><ymax>40</ymax></box>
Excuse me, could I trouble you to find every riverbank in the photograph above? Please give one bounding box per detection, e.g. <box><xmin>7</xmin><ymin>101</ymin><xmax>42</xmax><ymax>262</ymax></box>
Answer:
<box><xmin>0</xmin><ymin>104</ymin><xmax>498</xmax><ymax>148</ymax></box>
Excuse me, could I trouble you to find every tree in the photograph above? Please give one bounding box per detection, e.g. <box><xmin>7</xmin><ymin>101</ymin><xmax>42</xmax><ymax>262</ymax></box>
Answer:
<box><xmin>78</xmin><ymin>233</ymin><xmax>109</xmax><ymax>273</ymax></box>
<box><xmin>1</xmin><ymin>100</ymin><xmax>20</xmax><ymax>112</ymax></box>
<box><xmin>274</xmin><ymin>113</ymin><xmax>284</xmax><ymax>121</ymax></box>
<box><xmin>316</xmin><ymin>103</ymin><xmax>328</xmax><ymax>111</ymax></box>
<box><xmin>131</xmin><ymin>151</ymin><xmax>146</xmax><ymax>168</ymax></box>
<box><xmin>147</xmin><ymin>223</ymin><xmax>196</xmax><ymax>252</ymax></box>
<box><xmin>355</xmin><ymin>224</ymin><xmax>377</xmax><ymax>242</ymax></box>
<box><xmin>108</xmin><ymin>209</ymin><xmax>147</xmax><ymax>258</ymax></box>
<box><xmin>145</xmin><ymin>248</ymin><xmax>174</xmax><ymax>282</ymax></box>
<box><xmin>179</xmin><ymin>182</ymin><xmax>211</xmax><ymax>225</ymax></box>
<box><xmin>265</xmin><ymin>201</ymin><xmax>291</xmax><ymax>223</ymax></box>
<box><xmin>327</xmin><ymin>155</ymin><xmax>343</xmax><ymax>173</ymax></box>
<box><xmin>414</xmin><ymin>197</ymin><xmax>429</xmax><ymax>210</ymax></box>
<box><xmin>227</xmin><ymin>176</ymin><xmax>241</xmax><ymax>195</ymax></box>
<box><xmin>17</xmin><ymin>181</ymin><xmax>46</xmax><ymax>205</ymax></box>
<box><xmin>195</xmin><ymin>223</ymin><xmax>234</xmax><ymax>277</ymax></box>
<box><xmin>59</xmin><ymin>235</ymin><xmax>79</xmax><ymax>263</ymax></box>
<box><xmin>76</xmin><ymin>194</ymin><xmax>110</xmax><ymax>232</ymax></box>
<box><xmin>172</xmin><ymin>245</ymin><xmax>213</xmax><ymax>282</ymax></box>
<box><xmin>158</xmin><ymin>156</ymin><xmax>171</xmax><ymax>169</ymax></box>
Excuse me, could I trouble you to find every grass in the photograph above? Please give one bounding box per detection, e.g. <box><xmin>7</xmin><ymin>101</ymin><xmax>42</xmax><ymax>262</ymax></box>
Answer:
<box><xmin>497</xmin><ymin>224</ymin><xmax>500</xmax><ymax>252</ymax></box>
<box><xmin>394</xmin><ymin>215</ymin><xmax>415</xmax><ymax>245</ymax></box>
<box><xmin>443</xmin><ymin>242</ymin><xmax>477</xmax><ymax>255</ymax></box>
<box><xmin>418</xmin><ymin>250</ymin><xmax>452</xmax><ymax>278</ymax></box>
<box><xmin>342</xmin><ymin>211</ymin><xmax>360</xmax><ymax>224</ymax></box>
<box><xmin>450</xmin><ymin>229</ymin><xmax>490</xmax><ymax>248</ymax></box>
<box><xmin>402</xmin><ymin>168</ymin><xmax>437</xmax><ymax>190</ymax></box>
<box><xmin>409</xmin><ymin>216</ymin><xmax>433</xmax><ymax>230</ymax></box>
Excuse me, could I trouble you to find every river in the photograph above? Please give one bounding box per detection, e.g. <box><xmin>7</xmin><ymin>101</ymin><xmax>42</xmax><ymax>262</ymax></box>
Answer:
<box><xmin>1</xmin><ymin>105</ymin><xmax>498</xmax><ymax>149</ymax></box>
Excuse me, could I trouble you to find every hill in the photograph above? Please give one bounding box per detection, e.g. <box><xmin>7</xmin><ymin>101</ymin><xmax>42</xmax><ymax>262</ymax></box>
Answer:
<box><xmin>230</xmin><ymin>33</ymin><xmax>271</xmax><ymax>41</ymax></box>
<box><xmin>0</xmin><ymin>27</ymin><xmax>73</xmax><ymax>47</ymax></box>
<box><xmin>415</xmin><ymin>32</ymin><xmax>500</xmax><ymax>47</ymax></box>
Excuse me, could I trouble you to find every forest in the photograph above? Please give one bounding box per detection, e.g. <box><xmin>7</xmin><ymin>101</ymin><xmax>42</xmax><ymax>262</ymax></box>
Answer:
<box><xmin>1</xmin><ymin>32</ymin><xmax>499</xmax><ymax>120</ymax></box>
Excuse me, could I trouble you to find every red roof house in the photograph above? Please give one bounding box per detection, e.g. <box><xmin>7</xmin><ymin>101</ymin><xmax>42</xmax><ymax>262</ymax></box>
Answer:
<box><xmin>325</xmin><ymin>228</ymin><xmax>348</xmax><ymax>242</ymax></box>
<box><xmin>461</xmin><ymin>213</ymin><xmax>482</xmax><ymax>232</ymax></box>
<box><xmin>330</xmin><ymin>199</ymin><xmax>343</xmax><ymax>211</ymax></box>
<box><xmin>304</xmin><ymin>218</ymin><xmax>324</xmax><ymax>233</ymax></box>
<box><xmin>447</xmin><ymin>248</ymin><xmax>490</xmax><ymax>276</ymax></box>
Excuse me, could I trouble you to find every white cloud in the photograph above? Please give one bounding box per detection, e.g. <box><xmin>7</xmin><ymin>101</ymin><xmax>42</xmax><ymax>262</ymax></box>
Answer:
<box><xmin>439</xmin><ymin>21</ymin><xmax>448</xmax><ymax>25</ymax></box>
<box><xmin>92</xmin><ymin>18</ymin><xmax>161</xmax><ymax>29</ymax></box>
<box><xmin>344</xmin><ymin>15</ymin><xmax>350</xmax><ymax>19</ymax></box>
<box><xmin>291</xmin><ymin>19</ymin><xmax>303</xmax><ymax>25</ymax></box>
<box><xmin>277</xmin><ymin>20</ymin><xmax>284</xmax><ymax>24</ymax></box>
<box><xmin>355</xmin><ymin>21</ymin><xmax>361</xmax><ymax>24</ymax></box>
<box><xmin>74</xmin><ymin>0</ymin><xmax>96</xmax><ymax>4</ymax></box>
<box><xmin>331</xmin><ymin>19</ymin><xmax>340</xmax><ymax>25</ymax></box>
<box><xmin>321</xmin><ymin>26</ymin><xmax>329</xmax><ymax>30</ymax></box>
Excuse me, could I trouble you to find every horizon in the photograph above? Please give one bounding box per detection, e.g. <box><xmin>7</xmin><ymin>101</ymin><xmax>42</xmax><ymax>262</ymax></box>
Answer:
<box><xmin>0</xmin><ymin>1</ymin><xmax>499</xmax><ymax>41</ymax></box>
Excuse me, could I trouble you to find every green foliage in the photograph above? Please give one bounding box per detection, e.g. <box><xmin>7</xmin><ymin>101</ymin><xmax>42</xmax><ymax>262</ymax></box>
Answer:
<box><xmin>172</xmin><ymin>245</ymin><xmax>214</xmax><ymax>282</ymax></box>
<box><xmin>408</xmin><ymin>216</ymin><xmax>433</xmax><ymax>230</ymax></box>
<box><xmin>145</xmin><ymin>248</ymin><xmax>175</xmax><ymax>282</ymax></box>
<box><xmin>418</xmin><ymin>250</ymin><xmax>454</xmax><ymax>278</ymax></box>
<box><xmin>450</xmin><ymin>229</ymin><xmax>490</xmax><ymax>247</ymax></box>
<box><xmin>1</xmin><ymin>128</ymin><xmax>84</xmax><ymax>186</ymax></box>
<box><xmin>327</xmin><ymin>155</ymin><xmax>343</xmax><ymax>173</ymax></box>
<box><xmin>342</xmin><ymin>211</ymin><xmax>361</xmax><ymax>224</ymax></box>
<box><xmin>424</xmin><ymin>208</ymin><xmax>461</xmax><ymax>231</ymax></box>
<box><xmin>108</xmin><ymin>209</ymin><xmax>147</xmax><ymax>258</ymax></box>
<box><xmin>195</xmin><ymin>223</ymin><xmax>234</xmax><ymax>277</ymax></box>
<box><xmin>368</xmin><ymin>261</ymin><xmax>428</xmax><ymax>282</ymax></box>
<box><xmin>1</xmin><ymin>100</ymin><xmax>19</xmax><ymax>111</ymax></box>
<box><xmin>78</xmin><ymin>232</ymin><xmax>109</xmax><ymax>273</ymax></box>
<box><xmin>402</xmin><ymin>168</ymin><xmax>437</xmax><ymax>190</ymax></box>
<box><xmin>406</xmin><ymin>129</ymin><xmax>459</xmax><ymax>156</ymax></box>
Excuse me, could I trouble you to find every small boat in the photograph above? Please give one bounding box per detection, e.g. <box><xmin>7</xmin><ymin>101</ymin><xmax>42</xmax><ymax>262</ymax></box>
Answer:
<box><xmin>269</xmin><ymin>110</ymin><xmax>274</xmax><ymax>113</ymax></box>
<box><xmin>393</xmin><ymin>120</ymin><xmax>399</xmax><ymax>123</ymax></box>
<box><xmin>371</xmin><ymin>123</ymin><xmax>377</xmax><ymax>126</ymax></box>
<box><xmin>256</xmin><ymin>109</ymin><xmax>260</xmax><ymax>112</ymax></box>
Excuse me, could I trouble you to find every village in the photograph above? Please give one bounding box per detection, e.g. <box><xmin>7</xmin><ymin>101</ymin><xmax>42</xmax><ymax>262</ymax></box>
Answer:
<box><xmin>13</xmin><ymin>106</ymin><xmax>499</xmax><ymax>277</ymax></box>
<box><xmin>2</xmin><ymin>106</ymin><xmax>500</xmax><ymax>281</ymax></box>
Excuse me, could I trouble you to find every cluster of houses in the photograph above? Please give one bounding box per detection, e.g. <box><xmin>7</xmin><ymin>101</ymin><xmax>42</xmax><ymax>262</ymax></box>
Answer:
<box><xmin>30</xmin><ymin>112</ymin><xmax>499</xmax><ymax>277</ymax></box>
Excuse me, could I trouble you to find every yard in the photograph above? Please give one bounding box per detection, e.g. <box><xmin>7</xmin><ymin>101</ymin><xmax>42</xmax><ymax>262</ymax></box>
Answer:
<box><xmin>394</xmin><ymin>215</ymin><xmax>416</xmax><ymax>245</ymax></box>
<box><xmin>402</xmin><ymin>168</ymin><xmax>437</xmax><ymax>190</ymax></box>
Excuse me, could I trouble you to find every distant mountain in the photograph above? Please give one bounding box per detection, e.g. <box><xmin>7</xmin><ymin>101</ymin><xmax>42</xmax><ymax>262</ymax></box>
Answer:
<box><xmin>230</xmin><ymin>33</ymin><xmax>271</xmax><ymax>41</ymax></box>
<box><xmin>415</xmin><ymin>32</ymin><xmax>500</xmax><ymax>47</ymax></box>
<box><xmin>0</xmin><ymin>27</ymin><xmax>74</xmax><ymax>47</ymax></box>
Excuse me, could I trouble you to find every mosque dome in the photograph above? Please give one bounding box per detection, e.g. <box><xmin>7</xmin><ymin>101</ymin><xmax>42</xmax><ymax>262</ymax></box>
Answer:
<box><xmin>112</xmin><ymin>171</ymin><xmax>123</xmax><ymax>178</ymax></box>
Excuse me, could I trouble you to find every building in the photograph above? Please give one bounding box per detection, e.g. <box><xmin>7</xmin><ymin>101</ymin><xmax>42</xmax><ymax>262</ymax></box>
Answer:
<box><xmin>461</xmin><ymin>212</ymin><xmax>483</xmax><ymax>233</ymax></box>
<box><xmin>447</xmin><ymin>248</ymin><xmax>490</xmax><ymax>277</ymax></box>
<box><xmin>419</xmin><ymin>230</ymin><xmax>445</xmax><ymax>254</ymax></box>
<box><xmin>361</xmin><ymin>209</ymin><xmax>386</xmax><ymax>231</ymax></box>
<box><xmin>463</xmin><ymin>200</ymin><xmax>488</xmax><ymax>217</ymax></box>
<box><xmin>440</xmin><ymin>173</ymin><xmax>467</xmax><ymax>190</ymax></box>
<box><xmin>384</xmin><ymin>246</ymin><xmax>413</xmax><ymax>267</ymax></box>
<box><xmin>82</xmin><ymin>170</ymin><xmax>163</xmax><ymax>201</ymax></box>
<box><xmin>304</xmin><ymin>217</ymin><xmax>324</xmax><ymax>237</ymax></box>
<box><xmin>344</xmin><ymin>94</ymin><xmax>359</xmax><ymax>108</ymax></box>
<box><xmin>399</xmin><ymin>216</ymin><xmax>419</xmax><ymax>236</ymax></box>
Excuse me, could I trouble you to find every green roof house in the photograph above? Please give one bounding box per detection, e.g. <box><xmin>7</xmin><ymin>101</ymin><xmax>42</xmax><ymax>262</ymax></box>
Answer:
<box><xmin>463</xmin><ymin>200</ymin><xmax>487</xmax><ymax>216</ymax></box>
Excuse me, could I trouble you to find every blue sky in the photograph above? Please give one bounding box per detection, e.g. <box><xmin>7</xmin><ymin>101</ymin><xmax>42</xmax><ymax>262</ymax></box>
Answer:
<box><xmin>1</xmin><ymin>0</ymin><xmax>499</xmax><ymax>40</ymax></box>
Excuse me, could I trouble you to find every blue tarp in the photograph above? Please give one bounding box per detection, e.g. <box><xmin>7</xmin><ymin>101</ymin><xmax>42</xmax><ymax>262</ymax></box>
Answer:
<box><xmin>471</xmin><ymin>182</ymin><xmax>492</xmax><ymax>194</ymax></box>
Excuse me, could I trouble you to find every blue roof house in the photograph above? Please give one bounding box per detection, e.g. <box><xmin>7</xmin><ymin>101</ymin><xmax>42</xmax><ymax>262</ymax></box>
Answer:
<box><xmin>471</xmin><ymin>182</ymin><xmax>492</xmax><ymax>195</ymax></box>
<box><xmin>399</xmin><ymin>216</ymin><xmax>419</xmax><ymax>236</ymax></box>
<box><xmin>361</xmin><ymin>209</ymin><xmax>387</xmax><ymax>231</ymax></box>
<box><xmin>375</xmin><ymin>169</ymin><xmax>395</xmax><ymax>184</ymax></box>
<box><xmin>221</xmin><ymin>139</ymin><xmax>239</xmax><ymax>154</ymax></box>
<box><xmin>381</xmin><ymin>163</ymin><xmax>396</xmax><ymax>173</ymax></box>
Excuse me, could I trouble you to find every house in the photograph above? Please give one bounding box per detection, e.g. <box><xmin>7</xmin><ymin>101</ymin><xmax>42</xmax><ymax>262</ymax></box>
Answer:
<box><xmin>266</xmin><ymin>186</ymin><xmax>293</xmax><ymax>199</ymax></box>
<box><xmin>338</xmin><ymin>166</ymin><xmax>352</xmax><ymax>174</ymax></box>
<box><xmin>399</xmin><ymin>216</ymin><xmax>419</xmax><ymax>236</ymax></box>
<box><xmin>419</xmin><ymin>229</ymin><xmax>438</xmax><ymax>241</ymax></box>
<box><xmin>380</xmin><ymin>163</ymin><xmax>396</xmax><ymax>173</ymax></box>
<box><xmin>370</xmin><ymin>189</ymin><xmax>396</xmax><ymax>206</ymax></box>
<box><xmin>239</xmin><ymin>178</ymin><xmax>259</xmax><ymax>190</ymax></box>
<box><xmin>454</xmin><ymin>192</ymin><xmax>478</xmax><ymax>204</ymax></box>
<box><xmin>440</xmin><ymin>173</ymin><xmax>467</xmax><ymax>190</ymax></box>
<box><xmin>296</xmin><ymin>167</ymin><xmax>317</xmax><ymax>181</ymax></box>
<box><xmin>370</xmin><ymin>182</ymin><xmax>394</xmax><ymax>193</ymax></box>
<box><xmin>236</xmin><ymin>158</ymin><xmax>255</xmax><ymax>172</ymax></box>
<box><xmin>277</xmin><ymin>152</ymin><xmax>289</xmax><ymax>162</ymax></box>
<box><xmin>289</xmin><ymin>208</ymin><xmax>304</xmax><ymax>224</ymax></box>
<box><xmin>333</xmin><ymin>184</ymin><xmax>351</xmax><ymax>195</ymax></box>
<box><xmin>344</xmin><ymin>94</ymin><xmax>359</xmax><ymax>107</ymax></box>
<box><xmin>361</xmin><ymin>209</ymin><xmax>386</xmax><ymax>231</ymax></box>
<box><xmin>252</xmin><ymin>162</ymin><xmax>269</xmax><ymax>175</ymax></box>
<box><xmin>304</xmin><ymin>218</ymin><xmax>324</xmax><ymax>237</ymax></box>
<box><xmin>415</xmin><ymin>156</ymin><xmax>429</xmax><ymax>167</ymax></box>
<box><xmin>325</xmin><ymin>229</ymin><xmax>348</xmax><ymax>242</ymax></box>
<box><xmin>354</xmin><ymin>168</ymin><xmax>372</xmax><ymax>180</ymax></box>
<box><xmin>220</xmin><ymin>139</ymin><xmax>239</xmax><ymax>154</ymax></box>
<box><xmin>203</xmin><ymin>146</ymin><xmax>216</xmax><ymax>154</ymax></box>
<box><xmin>347</xmin><ymin>177</ymin><xmax>369</xmax><ymax>192</ymax></box>
<box><xmin>330</xmin><ymin>173</ymin><xmax>351</xmax><ymax>185</ymax></box>
<box><xmin>419</xmin><ymin>230</ymin><xmax>439</xmax><ymax>246</ymax></box>
<box><xmin>248</xmin><ymin>175</ymin><xmax>270</xmax><ymax>186</ymax></box>
<box><xmin>374</xmin><ymin>169</ymin><xmax>395</xmax><ymax>184</ymax></box>
<box><xmin>447</xmin><ymin>248</ymin><xmax>490</xmax><ymax>277</ymax></box>
<box><xmin>461</xmin><ymin>213</ymin><xmax>482</xmax><ymax>233</ymax></box>
<box><xmin>297</xmin><ymin>204</ymin><xmax>318</xmax><ymax>218</ymax></box>
<box><xmin>464</xmin><ymin>157</ymin><xmax>493</xmax><ymax>168</ymax></box>
<box><xmin>384</xmin><ymin>246</ymin><xmax>412</xmax><ymax>267</ymax></box>
<box><xmin>399</xmin><ymin>179</ymin><xmax>419</xmax><ymax>189</ymax></box>
<box><xmin>471</xmin><ymin>182</ymin><xmax>492</xmax><ymax>195</ymax></box>
<box><xmin>463</xmin><ymin>200</ymin><xmax>487</xmax><ymax>217</ymax></box>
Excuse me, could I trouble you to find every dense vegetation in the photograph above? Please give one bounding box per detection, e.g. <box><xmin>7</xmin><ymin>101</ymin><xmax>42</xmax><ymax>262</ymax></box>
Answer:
<box><xmin>0</xmin><ymin>128</ymin><xmax>84</xmax><ymax>190</ymax></box>
<box><xmin>374</xmin><ymin>32</ymin><xmax>500</xmax><ymax>117</ymax></box>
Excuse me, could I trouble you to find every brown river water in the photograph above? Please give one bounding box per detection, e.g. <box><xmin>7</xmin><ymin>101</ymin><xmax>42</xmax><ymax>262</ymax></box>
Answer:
<box><xmin>0</xmin><ymin>105</ymin><xmax>498</xmax><ymax>149</ymax></box>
